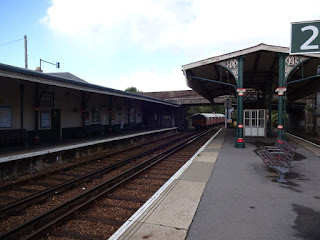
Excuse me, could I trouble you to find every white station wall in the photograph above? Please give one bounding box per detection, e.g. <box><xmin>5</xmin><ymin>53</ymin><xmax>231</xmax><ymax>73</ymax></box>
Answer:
<box><xmin>1</xmin><ymin>78</ymin><xmax>151</xmax><ymax>132</ymax></box>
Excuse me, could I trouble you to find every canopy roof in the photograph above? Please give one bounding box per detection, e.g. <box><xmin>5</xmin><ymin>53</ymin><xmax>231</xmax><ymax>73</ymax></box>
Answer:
<box><xmin>0</xmin><ymin>63</ymin><xmax>179</xmax><ymax>107</ymax></box>
<box><xmin>182</xmin><ymin>43</ymin><xmax>320</xmax><ymax>102</ymax></box>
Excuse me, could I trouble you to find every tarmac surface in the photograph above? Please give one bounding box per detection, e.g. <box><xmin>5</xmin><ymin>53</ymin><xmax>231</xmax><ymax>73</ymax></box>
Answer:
<box><xmin>112</xmin><ymin>128</ymin><xmax>320</xmax><ymax>240</ymax></box>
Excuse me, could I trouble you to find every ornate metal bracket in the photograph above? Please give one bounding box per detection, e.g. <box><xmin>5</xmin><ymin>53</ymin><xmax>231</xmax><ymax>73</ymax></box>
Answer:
<box><xmin>275</xmin><ymin>87</ymin><xmax>287</xmax><ymax>96</ymax></box>
<box><xmin>284</xmin><ymin>55</ymin><xmax>309</xmax><ymax>80</ymax></box>
<box><xmin>216</xmin><ymin>58</ymin><xmax>239</xmax><ymax>83</ymax></box>
<box><xmin>237</xmin><ymin>88</ymin><xmax>246</xmax><ymax>96</ymax></box>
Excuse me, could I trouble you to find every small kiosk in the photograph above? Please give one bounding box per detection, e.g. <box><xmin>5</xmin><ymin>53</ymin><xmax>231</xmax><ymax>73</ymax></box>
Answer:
<box><xmin>244</xmin><ymin>109</ymin><xmax>266</xmax><ymax>137</ymax></box>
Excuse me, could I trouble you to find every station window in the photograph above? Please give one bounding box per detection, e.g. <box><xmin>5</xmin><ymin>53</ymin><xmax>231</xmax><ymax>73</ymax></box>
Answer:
<box><xmin>111</xmin><ymin>111</ymin><xmax>115</xmax><ymax>123</ymax></box>
<box><xmin>130</xmin><ymin>108</ymin><xmax>136</xmax><ymax>123</ymax></box>
<box><xmin>0</xmin><ymin>106</ymin><xmax>12</xmax><ymax>128</ymax></box>
<box><xmin>84</xmin><ymin>109</ymin><xmax>90</xmax><ymax>125</ymax></box>
<box><xmin>91</xmin><ymin>106</ymin><xmax>101</xmax><ymax>124</ymax></box>
<box><xmin>40</xmin><ymin>110</ymin><xmax>51</xmax><ymax>129</ymax></box>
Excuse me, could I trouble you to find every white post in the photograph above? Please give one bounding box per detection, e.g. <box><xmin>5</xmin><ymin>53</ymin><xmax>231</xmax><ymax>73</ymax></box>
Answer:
<box><xmin>225</xmin><ymin>109</ymin><xmax>227</xmax><ymax>128</ymax></box>
<box><xmin>24</xmin><ymin>35</ymin><xmax>28</xmax><ymax>69</ymax></box>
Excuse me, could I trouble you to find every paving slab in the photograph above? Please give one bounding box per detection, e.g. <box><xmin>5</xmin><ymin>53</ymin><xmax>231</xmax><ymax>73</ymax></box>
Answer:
<box><xmin>206</xmin><ymin>142</ymin><xmax>224</xmax><ymax>150</ymax></box>
<box><xmin>122</xmin><ymin>222</ymin><xmax>187</xmax><ymax>240</ymax></box>
<box><xmin>180</xmin><ymin>162</ymin><xmax>214</xmax><ymax>182</ymax></box>
<box><xmin>145</xmin><ymin>180</ymin><xmax>206</xmax><ymax>229</ymax></box>
<box><xmin>195</xmin><ymin>151</ymin><xmax>219</xmax><ymax>163</ymax></box>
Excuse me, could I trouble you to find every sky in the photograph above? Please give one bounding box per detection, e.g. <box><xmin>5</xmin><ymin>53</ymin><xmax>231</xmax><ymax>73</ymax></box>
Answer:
<box><xmin>0</xmin><ymin>0</ymin><xmax>319</xmax><ymax>92</ymax></box>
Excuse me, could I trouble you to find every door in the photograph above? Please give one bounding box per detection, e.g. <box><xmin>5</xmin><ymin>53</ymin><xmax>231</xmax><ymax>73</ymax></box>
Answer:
<box><xmin>51</xmin><ymin>109</ymin><xmax>61</xmax><ymax>140</ymax></box>
<box><xmin>244</xmin><ymin>109</ymin><xmax>265</xmax><ymax>137</ymax></box>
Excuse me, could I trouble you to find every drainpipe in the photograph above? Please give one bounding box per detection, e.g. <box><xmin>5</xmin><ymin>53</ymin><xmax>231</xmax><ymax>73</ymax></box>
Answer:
<box><xmin>20</xmin><ymin>84</ymin><xmax>24</xmax><ymax>129</ymax></box>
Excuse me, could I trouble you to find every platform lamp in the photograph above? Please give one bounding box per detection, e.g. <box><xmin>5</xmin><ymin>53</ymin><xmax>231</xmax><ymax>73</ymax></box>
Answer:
<box><xmin>40</xmin><ymin>59</ymin><xmax>60</xmax><ymax>72</ymax></box>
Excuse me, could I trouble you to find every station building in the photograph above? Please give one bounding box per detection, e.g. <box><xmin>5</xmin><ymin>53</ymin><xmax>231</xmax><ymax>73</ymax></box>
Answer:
<box><xmin>0</xmin><ymin>63</ymin><xmax>179</xmax><ymax>145</ymax></box>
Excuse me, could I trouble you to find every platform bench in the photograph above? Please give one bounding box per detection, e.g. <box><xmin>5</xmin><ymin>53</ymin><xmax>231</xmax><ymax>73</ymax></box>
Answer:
<box><xmin>257</xmin><ymin>139</ymin><xmax>297</xmax><ymax>183</ymax></box>
<box><xmin>0</xmin><ymin>129</ymin><xmax>28</xmax><ymax>146</ymax></box>
<box><xmin>83</xmin><ymin>124</ymin><xmax>105</xmax><ymax>137</ymax></box>
<box><xmin>265</xmin><ymin>139</ymin><xmax>297</xmax><ymax>162</ymax></box>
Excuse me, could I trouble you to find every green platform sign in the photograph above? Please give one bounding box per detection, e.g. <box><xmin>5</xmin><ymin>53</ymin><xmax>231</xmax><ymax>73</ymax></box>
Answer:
<box><xmin>290</xmin><ymin>20</ymin><xmax>320</xmax><ymax>54</ymax></box>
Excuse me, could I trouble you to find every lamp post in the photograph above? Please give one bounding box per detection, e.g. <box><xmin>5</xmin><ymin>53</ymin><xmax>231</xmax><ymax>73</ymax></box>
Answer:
<box><xmin>40</xmin><ymin>59</ymin><xmax>60</xmax><ymax>71</ymax></box>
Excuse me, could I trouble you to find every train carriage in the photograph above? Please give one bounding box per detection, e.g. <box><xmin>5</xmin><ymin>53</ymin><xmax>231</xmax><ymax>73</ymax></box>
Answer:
<box><xmin>192</xmin><ymin>113</ymin><xmax>225</xmax><ymax>129</ymax></box>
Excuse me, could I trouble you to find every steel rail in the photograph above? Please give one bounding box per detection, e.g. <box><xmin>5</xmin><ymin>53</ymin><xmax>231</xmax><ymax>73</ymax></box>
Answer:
<box><xmin>0</xmin><ymin>132</ymin><xmax>182</xmax><ymax>192</ymax></box>
<box><xmin>0</xmin><ymin>128</ymin><xmax>215</xmax><ymax>240</ymax></box>
<box><xmin>0</xmin><ymin>131</ymin><xmax>194</xmax><ymax>216</ymax></box>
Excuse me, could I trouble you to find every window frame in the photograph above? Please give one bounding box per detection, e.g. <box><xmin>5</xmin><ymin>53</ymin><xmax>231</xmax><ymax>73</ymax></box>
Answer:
<box><xmin>40</xmin><ymin>110</ymin><xmax>51</xmax><ymax>129</ymax></box>
<box><xmin>0</xmin><ymin>106</ymin><xmax>12</xmax><ymax>128</ymax></box>
<box><xmin>91</xmin><ymin>105</ymin><xmax>101</xmax><ymax>124</ymax></box>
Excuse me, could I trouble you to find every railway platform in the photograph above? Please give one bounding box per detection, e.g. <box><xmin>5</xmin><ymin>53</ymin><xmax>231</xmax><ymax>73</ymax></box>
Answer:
<box><xmin>0</xmin><ymin>127</ymin><xmax>178</xmax><ymax>161</ymax></box>
<box><xmin>0</xmin><ymin>127</ymin><xmax>178</xmax><ymax>179</ymax></box>
<box><xmin>112</xmin><ymin>128</ymin><xmax>320</xmax><ymax>240</ymax></box>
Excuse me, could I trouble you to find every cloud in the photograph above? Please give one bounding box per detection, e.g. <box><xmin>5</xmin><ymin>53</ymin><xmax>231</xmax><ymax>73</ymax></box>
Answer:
<box><xmin>42</xmin><ymin>0</ymin><xmax>320</xmax><ymax>54</ymax></box>
<box><xmin>96</xmin><ymin>68</ymin><xmax>190</xmax><ymax>92</ymax></box>
<box><xmin>41</xmin><ymin>0</ymin><xmax>320</xmax><ymax>92</ymax></box>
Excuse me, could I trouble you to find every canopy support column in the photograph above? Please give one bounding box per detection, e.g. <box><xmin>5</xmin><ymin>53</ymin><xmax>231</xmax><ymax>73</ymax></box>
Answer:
<box><xmin>81</xmin><ymin>92</ymin><xmax>86</xmax><ymax>127</ymax></box>
<box><xmin>277</xmin><ymin>54</ymin><xmax>286</xmax><ymax>140</ymax></box>
<box><xmin>235</xmin><ymin>56</ymin><xmax>245</xmax><ymax>148</ymax></box>
<box><xmin>34</xmin><ymin>83</ymin><xmax>40</xmax><ymax>143</ymax></box>
<box><xmin>267</xmin><ymin>86</ymin><xmax>273</xmax><ymax>138</ymax></box>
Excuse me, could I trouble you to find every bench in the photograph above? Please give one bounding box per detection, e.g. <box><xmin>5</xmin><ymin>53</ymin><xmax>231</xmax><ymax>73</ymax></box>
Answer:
<box><xmin>83</xmin><ymin>124</ymin><xmax>105</xmax><ymax>137</ymax></box>
<box><xmin>257</xmin><ymin>139</ymin><xmax>297</xmax><ymax>183</ymax></box>
<box><xmin>265</xmin><ymin>139</ymin><xmax>297</xmax><ymax>161</ymax></box>
<box><xmin>0</xmin><ymin>129</ymin><xmax>28</xmax><ymax>146</ymax></box>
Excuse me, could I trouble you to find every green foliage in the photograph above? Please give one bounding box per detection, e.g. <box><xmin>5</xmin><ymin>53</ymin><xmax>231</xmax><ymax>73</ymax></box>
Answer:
<box><xmin>270</xmin><ymin>110</ymin><xmax>289</xmax><ymax>128</ymax></box>
<box><xmin>125</xmin><ymin>87</ymin><xmax>142</xmax><ymax>93</ymax></box>
<box><xmin>271</xmin><ymin>110</ymin><xmax>278</xmax><ymax>128</ymax></box>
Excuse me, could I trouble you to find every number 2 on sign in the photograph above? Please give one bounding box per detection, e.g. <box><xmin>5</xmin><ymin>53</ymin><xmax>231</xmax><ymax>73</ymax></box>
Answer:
<box><xmin>300</xmin><ymin>25</ymin><xmax>319</xmax><ymax>50</ymax></box>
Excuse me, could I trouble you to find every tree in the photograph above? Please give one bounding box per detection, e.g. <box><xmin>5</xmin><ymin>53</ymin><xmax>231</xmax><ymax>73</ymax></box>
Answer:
<box><xmin>125</xmin><ymin>87</ymin><xmax>142</xmax><ymax>93</ymax></box>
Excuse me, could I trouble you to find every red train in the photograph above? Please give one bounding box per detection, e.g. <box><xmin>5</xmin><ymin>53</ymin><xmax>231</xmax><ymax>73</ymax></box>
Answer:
<box><xmin>192</xmin><ymin>113</ymin><xmax>225</xmax><ymax>128</ymax></box>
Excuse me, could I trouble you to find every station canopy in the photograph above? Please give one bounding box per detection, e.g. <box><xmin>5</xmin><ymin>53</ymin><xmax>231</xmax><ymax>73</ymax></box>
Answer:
<box><xmin>0</xmin><ymin>63</ymin><xmax>179</xmax><ymax>108</ymax></box>
<box><xmin>182</xmin><ymin>43</ymin><xmax>320</xmax><ymax>103</ymax></box>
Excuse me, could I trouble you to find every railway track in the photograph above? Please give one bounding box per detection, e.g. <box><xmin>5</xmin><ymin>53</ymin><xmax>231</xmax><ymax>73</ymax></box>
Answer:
<box><xmin>0</xmin><ymin>128</ymin><xmax>219</xmax><ymax>239</ymax></box>
<box><xmin>0</xmin><ymin>130</ymin><xmax>195</xmax><ymax>209</ymax></box>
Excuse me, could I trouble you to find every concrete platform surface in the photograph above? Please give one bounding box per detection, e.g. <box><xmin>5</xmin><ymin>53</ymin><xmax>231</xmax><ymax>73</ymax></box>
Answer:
<box><xmin>110</xmin><ymin>128</ymin><xmax>226</xmax><ymax>240</ymax></box>
<box><xmin>111</xmin><ymin>128</ymin><xmax>320</xmax><ymax>240</ymax></box>
<box><xmin>186</xmin><ymin>130</ymin><xmax>320</xmax><ymax>240</ymax></box>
